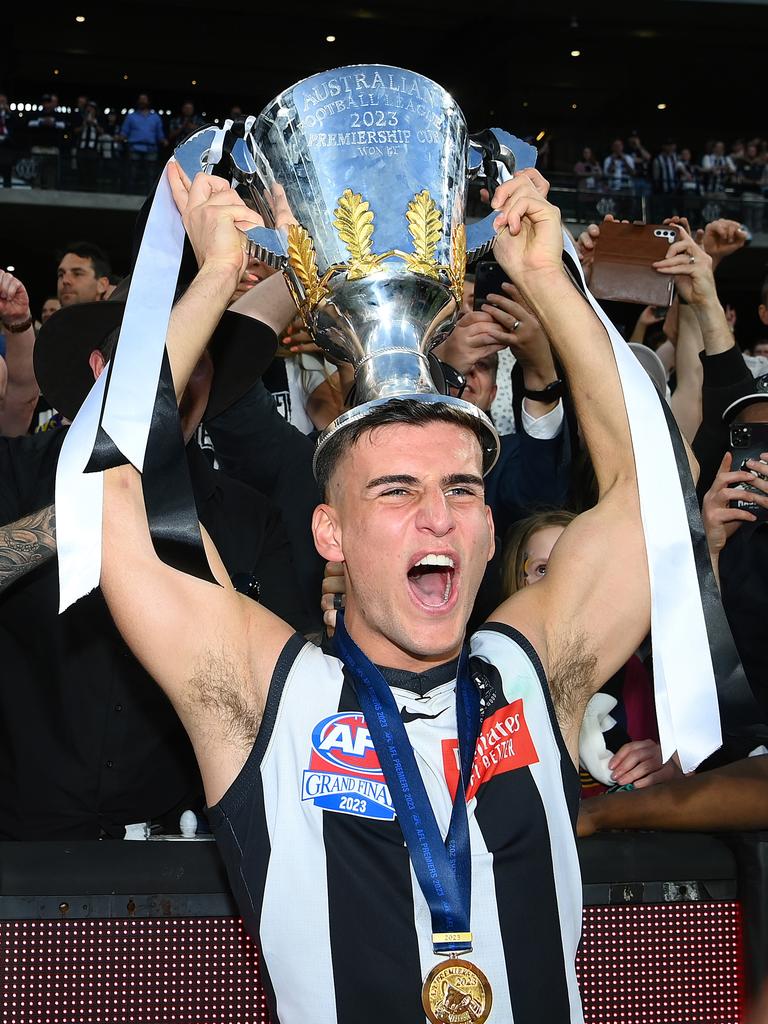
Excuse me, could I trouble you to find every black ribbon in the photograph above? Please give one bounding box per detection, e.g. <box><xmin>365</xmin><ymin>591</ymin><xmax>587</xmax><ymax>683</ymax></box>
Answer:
<box><xmin>85</xmin><ymin>349</ymin><xmax>216</xmax><ymax>585</ymax></box>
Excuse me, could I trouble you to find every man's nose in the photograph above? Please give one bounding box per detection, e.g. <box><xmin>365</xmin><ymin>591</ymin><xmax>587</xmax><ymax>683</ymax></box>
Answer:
<box><xmin>415</xmin><ymin>487</ymin><xmax>454</xmax><ymax>535</ymax></box>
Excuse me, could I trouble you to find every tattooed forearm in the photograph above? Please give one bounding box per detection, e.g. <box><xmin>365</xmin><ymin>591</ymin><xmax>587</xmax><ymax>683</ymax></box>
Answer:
<box><xmin>0</xmin><ymin>505</ymin><xmax>57</xmax><ymax>594</ymax></box>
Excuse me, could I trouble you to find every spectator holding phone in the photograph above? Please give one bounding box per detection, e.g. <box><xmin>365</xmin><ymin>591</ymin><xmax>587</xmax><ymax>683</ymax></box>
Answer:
<box><xmin>700</xmin><ymin>387</ymin><xmax>768</xmax><ymax>723</ymax></box>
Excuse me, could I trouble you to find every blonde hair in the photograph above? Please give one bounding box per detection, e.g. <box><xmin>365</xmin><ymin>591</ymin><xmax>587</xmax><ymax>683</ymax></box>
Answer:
<box><xmin>501</xmin><ymin>509</ymin><xmax>577</xmax><ymax>597</ymax></box>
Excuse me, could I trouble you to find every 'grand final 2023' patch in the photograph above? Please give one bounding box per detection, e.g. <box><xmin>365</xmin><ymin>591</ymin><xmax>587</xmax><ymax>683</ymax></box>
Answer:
<box><xmin>302</xmin><ymin>712</ymin><xmax>396</xmax><ymax>820</ymax></box>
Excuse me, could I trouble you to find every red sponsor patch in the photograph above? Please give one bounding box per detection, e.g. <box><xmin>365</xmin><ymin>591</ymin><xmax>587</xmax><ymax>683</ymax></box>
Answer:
<box><xmin>443</xmin><ymin>699</ymin><xmax>539</xmax><ymax>800</ymax></box>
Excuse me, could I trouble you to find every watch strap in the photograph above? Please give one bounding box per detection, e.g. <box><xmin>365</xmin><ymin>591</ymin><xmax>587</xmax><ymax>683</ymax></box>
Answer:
<box><xmin>522</xmin><ymin>378</ymin><xmax>564</xmax><ymax>401</ymax></box>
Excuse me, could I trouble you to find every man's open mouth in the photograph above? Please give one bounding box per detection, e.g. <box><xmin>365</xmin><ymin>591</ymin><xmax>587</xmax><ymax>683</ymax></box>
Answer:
<box><xmin>406</xmin><ymin>553</ymin><xmax>457</xmax><ymax>609</ymax></box>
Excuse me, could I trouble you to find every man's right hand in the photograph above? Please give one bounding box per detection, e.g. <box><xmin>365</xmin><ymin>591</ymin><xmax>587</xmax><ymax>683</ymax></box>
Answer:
<box><xmin>702</xmin><ymin>450</ymin><xmax>767</xmax><ymax>558</ymax></box>
<box><xmin>434</xmin><ymin>310</ymin><xmax>506</xmax><ymax>376</ymax></box>
<box><xmin>167</xmin><ymin>162</ymin><xmax>266</xmax><ymax>286</ymax></box>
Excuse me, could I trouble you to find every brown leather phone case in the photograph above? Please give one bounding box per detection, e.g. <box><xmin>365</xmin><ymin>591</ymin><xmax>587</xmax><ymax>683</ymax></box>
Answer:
<box><xmin>589</xmin><ymin>221</ymin><xmax>677</xmax><ymax>306</ymax></box>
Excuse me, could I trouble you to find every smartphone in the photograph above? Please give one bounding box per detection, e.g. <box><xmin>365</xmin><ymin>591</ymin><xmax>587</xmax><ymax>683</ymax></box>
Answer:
<box><xmin>590</xmin><ymin>222</ymin><xmax>678</xmax><ymax>307</ymax></box>
<box><xmin>473</xmin><ymin>260</ymin><xmax>512</xmax><ymax>311</ymax></box>
<box><xmin>728</xmin><ymin>423</ymin><xmax>768</xmax><ymax>523</ymax></box>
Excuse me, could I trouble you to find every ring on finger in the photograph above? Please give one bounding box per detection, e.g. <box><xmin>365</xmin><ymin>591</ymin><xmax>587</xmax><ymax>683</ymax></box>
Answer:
<box><xmin>332</xmin><ymin>594</ymin><xmax>344</xmax><ymax>611</ymax></box>
<box><xmin>512</xmin><ymin>319</ymin><xmax>521</xmax><ymax>331</ymax></box>
<box><xmin>688</xmin><ymin>255</ymin><xmax>695</xmax><ymax>264</ymax></box>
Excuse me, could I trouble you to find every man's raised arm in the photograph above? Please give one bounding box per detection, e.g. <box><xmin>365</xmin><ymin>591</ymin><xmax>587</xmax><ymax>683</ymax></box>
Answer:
<box><xmin>488</xmin><ymin>171</ymin><xmax>650</xmax><ymax>752</ymax></box>
<box><xmin>100</xmin><ymin>166</ymin><xmax>295</xmax><ymax>806</ymax></box>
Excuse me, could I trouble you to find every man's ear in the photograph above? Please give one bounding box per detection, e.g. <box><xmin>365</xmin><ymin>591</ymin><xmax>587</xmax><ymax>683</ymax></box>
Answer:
<box><xmin>312</xmin><ymin>504</ymin><xmax>344</xmax><ymax>563</ymax></box>
<box><xmin>485</xmin><ymin>504</ymin><xmax>496</xmax><ymax>563</ymax></box>
<box><xmin>758</xmin><ymin>304</ymin><xmax>768</xmax><ymax>327</ymax></box>
<box><xmin>97</xmin><ymin>276</ymin><xmax>109</xmax><ymax>300</ymax></box>
<box><xmin>88</xmin><ymin>349</ymin><xmax>106</xmax><ymax>380</ymax></box>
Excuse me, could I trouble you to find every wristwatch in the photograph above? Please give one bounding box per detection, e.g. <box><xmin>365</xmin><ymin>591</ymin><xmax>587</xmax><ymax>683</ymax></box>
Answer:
<box><xmin>522</xmin><ymin>378</ymin><xmax>564</xmax><ymax>402</ymax></box>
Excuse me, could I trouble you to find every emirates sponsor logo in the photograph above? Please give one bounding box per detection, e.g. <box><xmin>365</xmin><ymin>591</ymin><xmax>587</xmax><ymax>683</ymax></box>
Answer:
<box><xmin>442</xmin><ymin>699</ymin><xmax>539</xmax><ymax>800</ymax></box>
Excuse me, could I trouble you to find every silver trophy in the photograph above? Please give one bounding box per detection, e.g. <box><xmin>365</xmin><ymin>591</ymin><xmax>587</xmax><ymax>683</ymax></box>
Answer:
<box><xmin>175</xmin><ymin>65</ymin><xmax>538</xmax><ymax>474</ymax></box>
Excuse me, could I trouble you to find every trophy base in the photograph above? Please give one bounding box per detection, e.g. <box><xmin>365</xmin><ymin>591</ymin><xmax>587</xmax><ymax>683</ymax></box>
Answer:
<box><xmin>312</xmin><ymin>393</ymin><xmax>500</xmax><ymax>481</ymax></box>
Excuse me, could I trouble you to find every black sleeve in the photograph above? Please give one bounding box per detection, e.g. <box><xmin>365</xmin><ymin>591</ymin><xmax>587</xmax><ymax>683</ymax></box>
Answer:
<box><xmin>0</xmin><ymin>430</ymin><xmax>64</xmax><ymax>526</ymax></box>
<box><xmin>693</xmin><ymin>347</ymin><xmax>755</xmax><ymax>500</ymax></box>
<box><xmin>205</xmin><ymin>381</ymin><xmax>324</xmax><ymax>622</ymax></box>
<box><xmin>252</xmin><ymin>503</ymin><xmax>318</xmax><ymax>634</ymax></box>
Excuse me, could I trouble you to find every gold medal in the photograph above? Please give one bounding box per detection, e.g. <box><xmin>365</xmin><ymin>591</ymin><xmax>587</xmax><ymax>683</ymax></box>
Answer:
<box><xmin>422</xmin><ymin>958</ymin><xmax>493</xmax><ymax>1024</ymax></box>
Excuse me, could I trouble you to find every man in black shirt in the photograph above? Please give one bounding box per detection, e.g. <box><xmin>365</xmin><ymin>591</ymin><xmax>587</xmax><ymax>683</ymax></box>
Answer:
<box><xmin>701</xmin><ymin>380</ymin><xmax>768</xmax><ymax>724</ymax></box>
<box><xmin>0</xmin><ymin>271</ymin><xmax>308</xmax><ymax>839</ymax></box>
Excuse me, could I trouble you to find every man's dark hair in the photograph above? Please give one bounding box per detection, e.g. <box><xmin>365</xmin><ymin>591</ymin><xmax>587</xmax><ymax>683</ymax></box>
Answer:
<box><xmin>57</xmin><ymin>241</ymin><xmax>112</xmax><ymax>281</ymax></box>
<box><xmin>760</xmin><ymin>272</ymin><xmax>768</xmax><ymax>309</ymax></box>
<box><xmin>314</xmin><ymin>399</ymin><xmax>490</xmax><ymax>499</ymax></box>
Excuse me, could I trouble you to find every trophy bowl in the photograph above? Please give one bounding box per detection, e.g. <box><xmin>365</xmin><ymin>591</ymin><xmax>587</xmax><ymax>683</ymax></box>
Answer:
<box><xmin>175</xmin><ymin>65</ymin><xmax>539</xmax><ymax>475</ymax></box>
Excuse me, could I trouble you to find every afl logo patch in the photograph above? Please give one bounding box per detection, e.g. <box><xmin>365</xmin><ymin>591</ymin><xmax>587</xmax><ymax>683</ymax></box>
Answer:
<box><xmin>302</xmin><ymin>712</ymin><xmax>395</xmax><ymax>821</ymax></box>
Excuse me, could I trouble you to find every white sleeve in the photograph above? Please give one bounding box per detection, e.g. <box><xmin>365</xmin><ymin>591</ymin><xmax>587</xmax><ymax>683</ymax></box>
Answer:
<box><xmin>520</xmin><ymin>399</ymin><xmax>564</xmax><ymax>439</ymax></box>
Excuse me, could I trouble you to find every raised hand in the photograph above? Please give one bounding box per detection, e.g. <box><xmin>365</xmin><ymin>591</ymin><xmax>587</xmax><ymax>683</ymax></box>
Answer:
<box><xmin>167</xmin><ymin>161</ymin><xmax>266</xmax><ymax>282</ymax></box>
<box><xmin>702</xmin><ymin>450</ymin><xmax>767</xmax><ymax>557</ymax></box>
<box><xmin>434</xmin><ymin>310</ymin><xmax>507</xmax><ymax>376</ymax></box>
<box><xmin>652</xmin><ymin>223</ymin><xmax>718</xmax><ymax>307</ymax></box>
<box><xmin>480</xmin><ymin>282</ymin><xmax>558</xmax><ymax>388</ymax></box>
<box><xmin>490</xmin><ymin>169</ymin><xmax>564</xmax><ymax>286</ymax></box>
<box><xmin>696</xmin><ymin>218</ymin><xmax>749</xmax><ymax>269</ymax></box>
<box><xmin>0</xmin><ymin>271</ymin><xmax>32</xmax><ymax>328</ymax></box>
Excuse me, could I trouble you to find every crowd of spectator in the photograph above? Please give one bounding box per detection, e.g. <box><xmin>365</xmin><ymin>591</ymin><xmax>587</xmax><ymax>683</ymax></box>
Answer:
<box><xmin>574</xmin><ymin>132</ymin><xmax>768</xmax><ymax>197</ymax></box>
<box><xmin>1</xmin><ymin>127</ymin><xmax>768</xmax><ymax>1016</ymax></box>
<box><xmin>0</xmin><ymin>89</ymin><xmax>243</xmax><ymax>194</ymax></box>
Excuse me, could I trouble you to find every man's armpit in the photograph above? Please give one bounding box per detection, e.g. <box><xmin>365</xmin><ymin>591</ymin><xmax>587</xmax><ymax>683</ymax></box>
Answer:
<box><xmin>548</xmin><ymin>628</ymin><xmax>597</xmax><ymax>733</ymax></box>
<box><xmin>184</xmin><ymin>648</ymin><xmax>263</xmax><ymax>752</ymax></box>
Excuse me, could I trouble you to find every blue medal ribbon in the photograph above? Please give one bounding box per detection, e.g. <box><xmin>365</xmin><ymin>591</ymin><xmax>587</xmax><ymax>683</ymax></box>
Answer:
<box><xmin>333</xmin><ymin>610</ymin><xmax>480</xmax><ymax>955</ymax></box>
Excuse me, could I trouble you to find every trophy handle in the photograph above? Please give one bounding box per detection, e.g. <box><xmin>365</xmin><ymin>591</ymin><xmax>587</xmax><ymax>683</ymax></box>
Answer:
<box><xmin>465</xmin><ymin>128</ymin><xmax>538</xmax><ymax>262</ymax></box>
<box><xmin>173</xmin><ymin>123</ymin><xmax>290</xmax><ymax>268</ymax></box>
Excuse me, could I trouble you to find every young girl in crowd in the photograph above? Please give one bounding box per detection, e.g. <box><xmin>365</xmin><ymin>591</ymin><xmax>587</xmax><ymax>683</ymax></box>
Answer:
<box><xmin>502</xmin><ymin>509</ymin><xmax>680</xmax><ymax>797</ymax></box>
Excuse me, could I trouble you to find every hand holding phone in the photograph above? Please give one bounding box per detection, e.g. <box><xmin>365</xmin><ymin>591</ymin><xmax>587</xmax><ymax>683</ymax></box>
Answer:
<box><xmin>589</xmin><ymin>222</ymin><xmax>678</xmax><ymax>307</ymax></box>
<box><xmin>473</xmin><ymin>259</ymin><xmax>513</xmax><ymax>311</ymax></box>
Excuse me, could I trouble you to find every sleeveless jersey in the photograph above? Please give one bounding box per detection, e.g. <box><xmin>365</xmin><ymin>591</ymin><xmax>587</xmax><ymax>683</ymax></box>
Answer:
<box><xmin>208</xmin><ymin>622</ymin><xmax>584</xmax><ymax>1024</ymax></box>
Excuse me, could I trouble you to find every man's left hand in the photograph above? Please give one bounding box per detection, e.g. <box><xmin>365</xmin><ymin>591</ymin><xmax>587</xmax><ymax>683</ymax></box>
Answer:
<box><xmin>479</xmin><ymin>282</ymin><xmax>558</xmax><ymax>389</ymax></box>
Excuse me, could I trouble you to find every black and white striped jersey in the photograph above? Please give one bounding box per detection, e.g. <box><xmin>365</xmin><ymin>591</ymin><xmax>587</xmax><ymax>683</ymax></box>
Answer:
<box><xmin>208</xmin><ymin>622</ymin><xmax>584</xmax><ymax>1024</ymax></box>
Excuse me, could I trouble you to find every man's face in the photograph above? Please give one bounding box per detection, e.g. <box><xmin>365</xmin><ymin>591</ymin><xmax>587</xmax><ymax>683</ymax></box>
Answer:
<box><xmin>612</xmin><ymin>140</ymin><xmax>624</xmax><ymax>155</ymax></box>
<box><xmin>137</xmin><ymin>94</ymin><xmax>150</xmax><ymax>110</ymax></box>
<box><xmin>461</xmin><ymin>356</ymin><xmax>498</xmax><ymax>413</ymax></box>
<box><xmin>41</xmin><ymin>297</ymin><xmax>61</xmax><ymax>322</ymax></box>
<box><xmin>57</xmin><ymin>253</ymin><xmax>108</xmax><ymax>306</ymax></box>
<box><xmin>315</xmin><ymin>421</ymin><xmax>495</xmax><ymax>670</ymax></box>
<box><xmin>753</xmin><ymin>340</ymin><xmax>768</xmax><ymax>358</ymax></box>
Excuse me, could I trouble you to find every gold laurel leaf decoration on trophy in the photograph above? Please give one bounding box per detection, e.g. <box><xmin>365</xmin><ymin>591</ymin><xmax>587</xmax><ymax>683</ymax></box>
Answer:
<box><xmin>333</xmin><ymin>189</ymin><xmax>385</xmax><ymax>280</ymax></box>
<box><xmin>286</xmin><ymin>223</ymin><xmax>328</xmax><ymax>311</ymax></box>
<box><xmin>450</xmin><ymin>223</ymin><xmax>467</xmax><ymax>306</ymax></box>
<box><xmin>405</xmin><ymin>190</ymin><xmax>443</xmax><ymax>278</ymax></box>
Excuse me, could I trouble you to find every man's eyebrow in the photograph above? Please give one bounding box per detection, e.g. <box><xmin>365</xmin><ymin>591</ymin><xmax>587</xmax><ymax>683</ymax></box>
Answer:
<box><xmin>442</xmin><ymin>473</ymin><xmax>484</xmax><ymax>489</ymax></box>
<box><xmin>366</xmin><ymin>474</ymin><xmax>420</xmax><ymax>489</ymax></box>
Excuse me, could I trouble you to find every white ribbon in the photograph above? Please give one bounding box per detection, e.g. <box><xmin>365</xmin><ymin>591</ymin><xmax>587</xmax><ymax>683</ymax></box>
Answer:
<box><xmin>100</xmin><ymin>165</ymin><xmax>185</xmax><ymax>470</ymax></box>
<box><xmin>562</xmin><ymin>231</ymin><xmax>721</xmax><ymax>772</ymax></box>
<box><xmin>55</xmin><ymin>370</ymin><xmax>107</xmax><ymax>612</ymax></box>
